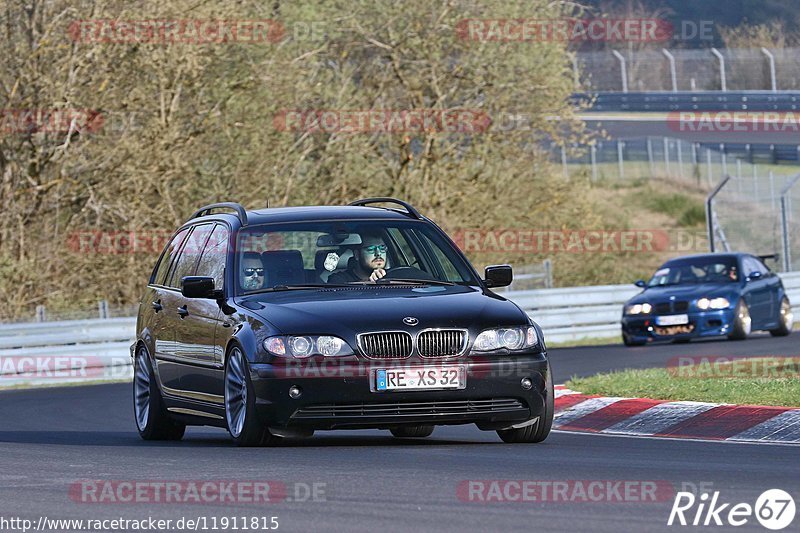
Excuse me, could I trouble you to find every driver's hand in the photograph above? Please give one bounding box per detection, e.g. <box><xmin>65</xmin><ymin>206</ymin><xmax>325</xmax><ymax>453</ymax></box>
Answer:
<box><xmin>369</xmin><ymin>268</ymin><xmax>386</xmax><ymax>282</ymax></box>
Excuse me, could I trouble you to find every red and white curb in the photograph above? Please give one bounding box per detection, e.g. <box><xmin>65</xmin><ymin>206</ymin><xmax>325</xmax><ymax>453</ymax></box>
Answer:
<box><xmin>554</xmin><ymin>385</ymin><xmax>800</xmax><ymax>444</ymax></box>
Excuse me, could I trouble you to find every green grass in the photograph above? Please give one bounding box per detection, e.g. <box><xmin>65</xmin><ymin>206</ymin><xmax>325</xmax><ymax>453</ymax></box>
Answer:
<box><xmin>642</xmin><ymin>192</ymin><xmax>706</xmax><ymax>227</ymax></box>
<box><xmin>566</xmin><ymin>359</ymin><xmax>800</xmax><ymax>407</ymax></box>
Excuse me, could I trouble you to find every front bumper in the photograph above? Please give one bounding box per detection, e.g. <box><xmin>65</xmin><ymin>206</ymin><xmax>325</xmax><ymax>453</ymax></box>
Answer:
<box><xmin>248</xmin><ymin>354</ymin><xmax>549</xmax><ymax>430</ymax></box>
<box><xmin>621</xmin><ymin>308</ymin><xmax>736</xmax><ymax>342</ymax></box>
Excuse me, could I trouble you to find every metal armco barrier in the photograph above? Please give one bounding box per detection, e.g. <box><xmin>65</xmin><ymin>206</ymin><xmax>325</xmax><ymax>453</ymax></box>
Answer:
<box><xmin>574</xmin><ymin>91</ymin><xmax>800</xmax><ymax>112</ymax></box>
<box><xmin>1</xmin><ymin>272</ymin><xmax>799</xmax><ymax>386</ymax></box>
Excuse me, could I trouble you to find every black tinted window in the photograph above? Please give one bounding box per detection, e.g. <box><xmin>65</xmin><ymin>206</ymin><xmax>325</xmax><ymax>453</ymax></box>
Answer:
<box><xmin>167</xmin><ymin>224</ymin><xmax>214</xmax><ymax>288</ymax></box>
<box><xmin>195</xmin><ymin>224</ymin><xmax>229</xmax><ymax>290</ymax></box>
<box><xmin>151</xmin><ymin>228</ymin><xmax>189</xmax><ymax>286</ymax></box>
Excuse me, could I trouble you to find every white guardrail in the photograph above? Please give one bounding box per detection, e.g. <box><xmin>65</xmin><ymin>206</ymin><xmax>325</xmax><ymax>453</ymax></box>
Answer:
<box><xmin>1</xmin><ymin>272</ymin><xmax>799</xmax><ymax>386</ymax></box>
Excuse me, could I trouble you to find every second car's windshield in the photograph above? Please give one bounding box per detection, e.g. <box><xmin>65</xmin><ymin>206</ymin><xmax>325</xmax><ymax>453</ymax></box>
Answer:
<box><xmin>647</xmin><ymin>256</ymin><xmax>739</xmax><ymax>287</ymax></box>
<box><xmin>235</xmin><ymin>220</ymin><xmax>478</xmax><ymax>294</ymax></box>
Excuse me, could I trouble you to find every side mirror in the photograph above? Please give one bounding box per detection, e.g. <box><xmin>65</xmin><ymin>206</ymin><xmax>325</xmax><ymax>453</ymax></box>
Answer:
<box><xmin>747</xmin><ymin>271</ymin><xmax>762</xmax><ymax>282</ymax></box>
<box><xmin>484</xmin><ymin>265</ymin><xmax>513</xmax><ymax>288</ymax></box>
<box><xmin>634</xmin><ymin>280</ymin><xmax>646</xmax><ymax>288</ymax></box>
<box><xmin>182</xmin><ymin>276</ymin><xmax>216</xmax><ymax>299</ymax></box>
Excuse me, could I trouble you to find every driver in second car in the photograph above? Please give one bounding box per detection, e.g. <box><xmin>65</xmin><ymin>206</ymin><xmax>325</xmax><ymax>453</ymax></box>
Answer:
<box><xmin>329</xmin><ymin>232</ymin><xmax>388</xmax><ymax>283</ymax></box>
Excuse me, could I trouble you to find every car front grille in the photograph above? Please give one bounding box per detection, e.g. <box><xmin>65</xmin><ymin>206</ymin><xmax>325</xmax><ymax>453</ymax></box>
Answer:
<box><xmin>654</xmin><ymin>301</ymin><xmax>689</xmax><ymax>314</ymax></box>
<box><xmin>358</xmin><ymin>332</ymin><xmax>413</xmax><ymax>359</ymax></box>
<box><xmin>417</xmin><ymin>330</ymin><xmax>467</xmax><ymax>358</ymax></box>
<box><xmin>292</xmin><ymin>398</ymin><xmax>526</xmax><ymax>419</ymax></box>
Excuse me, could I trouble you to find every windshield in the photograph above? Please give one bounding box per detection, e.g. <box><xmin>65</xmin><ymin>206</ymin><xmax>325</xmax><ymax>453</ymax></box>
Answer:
<box><xmin>234</xmin><ymin>220</ymin><xmax>479</xmax><ymax>294</ymax></box>
<box><xmin>647</xmin><ymin>256</ymin><xmax>739</xmax><ymax>287</ymax></box>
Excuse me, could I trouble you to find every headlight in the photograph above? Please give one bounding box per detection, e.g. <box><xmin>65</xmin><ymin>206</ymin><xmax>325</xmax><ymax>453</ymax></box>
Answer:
<box><xmin>697</xmin><ymin>297</ymin><xmax>730</xmax><ymax>310</ymax></box>
<box><xmin>263</xmin><ymin>335</ymin><xmax>354</xmax><ymax>358</ymax></box>
<box><xmin>473</xmin><ymin>326</ymin><xmax>538</xmax><ymax>352</ymax></box>
<box><xmin>625</xmin><ymin>303</ymin><xmax>652</xmax><ymax>315</ymax></box>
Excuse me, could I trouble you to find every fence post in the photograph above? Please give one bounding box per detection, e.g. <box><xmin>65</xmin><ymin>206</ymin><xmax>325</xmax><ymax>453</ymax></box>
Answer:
<box><xmin>706</xmin><ymin>148</ymin><xmax>713</xmax><ymax>186</ymax></box>
<box><xmin>561</xmin><ymin>146</ymin><xmax>569</xmax><ymax>180</ymax></box>
<box><xmin>711</xmin><ymin>48</ymin><xmax>727</xmax><ymax>91</ymax></box>
<box><xmin>780</xmin><ymin>174</ymin><xmax>800</xmax><ymax>272</ymax></box>
<box><xmin>692</xmin><ymin>142</ymin><xmax>699</xmax><ymax>184</ymax></box>
<box><xmin>662</xmin><ymin>49</ymin><xmax>678</xmax><ymax>92</ymax></box>
<box><xmin>706</xmin><ymin>175</ymin><xmax>731</xmax><ymax>253</ymax></box>
<box><xmin>646</xmin><ymin>137</ymin><xmax>654</xmax><ymax>176</ymax></box>
<box><xmin>720</xmin><ymin>144</ymin><xmax>727</xmax><ymax>177</ymax></box>
<box><xmin>98</xmin><ymin>300</ymin><xmax>109</xmax><ymax>319</ymax></box>
<box><xmin>572</xmin><ymin>55</ymin><xmax>580</xmax><ymax>91</ymax></box>
<box><xmin>35</xmin><ymin>305</ymin><xmax>46</xmax><ymax>322</ymax></box>
<box><xmin>761</xmin><ymin>47</ymin><xmax>777</xmax><ymax>92</ymax></box>
<box><xmin>611</xmin><ymin>50</ymin><xmax>628</xmax><ymax>93</ymax></box>
<box><xmin>770</xmin><ymin>171</ymin><xmax>776</xmax><ymax>211</ymax></box>
<box><xmin>590</xmin><ymin>144</ymin><xmax>598</xmax><ymax>182</ymax></box>
<box><xmin>543</xmin><ymin>258</ymin><xmax>553</xmax><ymax>289</ymax></box>
<box><xmin>617</xmin><ymin>140</ymin><xmax>625</xmax><ymax>180</ymax></box>
<box><xmin>676</xmin><ymin>140</ymin><xmax>684</xmax><ymax>178</ymax></box>
<box><xmin>663</xmin><ymin>137</ymin><xmax>670</xmax><ymax>176</ymax></box>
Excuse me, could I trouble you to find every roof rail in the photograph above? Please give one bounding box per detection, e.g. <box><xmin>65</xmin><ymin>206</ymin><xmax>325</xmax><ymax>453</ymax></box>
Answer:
<box><xmin>348</xmin><ymin>197</ymin><xmax>422</xmax><ymax>219</ymax></box>
<box><xmin>190</xmin><ymin>202</ymin><xmax>249</xmax><ymax>226</ymax></box>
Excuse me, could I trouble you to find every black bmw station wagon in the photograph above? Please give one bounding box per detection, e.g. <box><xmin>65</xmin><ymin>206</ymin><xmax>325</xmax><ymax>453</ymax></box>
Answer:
<box><xmin>132</xmin><ymin>199</ymin><xmax>553</xmax><ymax>446</ymax></box>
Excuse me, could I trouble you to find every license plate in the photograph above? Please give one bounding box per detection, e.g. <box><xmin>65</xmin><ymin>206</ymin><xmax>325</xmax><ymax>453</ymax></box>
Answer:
<box><xmin>656</xmin><ymin>314</ymin><xmax>689</xmax><ymax>326</ymax></box>
<box><xmin>373</xmin><ymin>366</ymin><xmax>465</xmax><ymax>392</ymax></box>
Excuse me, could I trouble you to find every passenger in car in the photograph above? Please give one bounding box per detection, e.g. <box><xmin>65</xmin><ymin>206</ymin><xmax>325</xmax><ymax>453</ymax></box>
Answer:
<box><xmin>328</xmin><ymin>232</ymin><xmax>389</xmax><ymax>283</ymax></box>
<box><xmin>240</xmin><ymin>252</ymin><xmax>266</xmax><ymax>290</ymax></box>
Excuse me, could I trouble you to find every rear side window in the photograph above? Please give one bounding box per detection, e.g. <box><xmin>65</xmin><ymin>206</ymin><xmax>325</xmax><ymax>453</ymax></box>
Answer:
<box><xmin>167</xmin><ymin>224</ymin><xmax>214</xmax><ymax>288</ymax></box>
<box><xmin>195</xmin><ymin>224</ymin><xmax>230</xmax><ymax>290</ymax></box>
<box><xmin>151</xmin><ymin>228</ymin><xmax>189</xmax><ymax>286</ymax></box>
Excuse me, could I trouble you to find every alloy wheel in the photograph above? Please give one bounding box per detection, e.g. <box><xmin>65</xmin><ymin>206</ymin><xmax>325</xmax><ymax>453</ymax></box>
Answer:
<box><xmin>225</xmin><ymin>348</ymin><xmax>248</xmax><ymax>438</ymax></box>
<box><xmin>133</xmin><ymin>349</ymin><xmax>151</xmax><ymax>431</ymax></box>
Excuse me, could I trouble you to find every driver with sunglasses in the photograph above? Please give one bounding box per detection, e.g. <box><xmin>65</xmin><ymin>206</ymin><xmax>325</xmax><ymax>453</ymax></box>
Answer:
<box><xmin>328</xmin><ymin>232</ymin><xmax>389</xmax><ymax>283</ymax></box>
<box><xmin>240</xmin><ymin>252</ymin><xmax>266</xmax><ymax>291</ymax></box>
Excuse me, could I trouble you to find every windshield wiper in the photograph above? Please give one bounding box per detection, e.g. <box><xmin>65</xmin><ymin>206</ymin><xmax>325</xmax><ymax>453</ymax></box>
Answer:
<box><xmin>247</xmin><ymin>283</ymin><xmax>352</xmax><ymax>293</ymax></box>
<box><xmin>378</xmin><ymin>278</ymin><xmax>455</xmax><ymax>286</ymax></box>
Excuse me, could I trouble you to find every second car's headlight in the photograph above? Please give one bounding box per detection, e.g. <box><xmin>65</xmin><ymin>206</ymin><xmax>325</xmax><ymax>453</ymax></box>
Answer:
<box><xmin>626</xmin><ymin>303</ymin><xmax>652</xmax><ymax>315</ymax></box>
<box><xmin>697</xmin><ymin>297</ymin><xmax>730</xmax><ymax>310</ymax></box>
<box><xmin>473</xmin><ymin>326</ymin><xmax>538</xmax><ymax>352</ymax></box>
<box><xmin>263</xmin><ymin>335</ymin><xmax>354</xmax><ymax>358</ymax></box>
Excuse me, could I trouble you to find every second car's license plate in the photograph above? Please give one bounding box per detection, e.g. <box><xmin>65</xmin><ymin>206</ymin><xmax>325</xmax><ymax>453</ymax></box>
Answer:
<box><xmin>656</xmin><ymin>314</ymin><xmax>689</xmax><ymax>326</ymax></box>
<box><xmin>374</xmin><ymin>366</ymin><xmax>465</xmax><ymax>392</ymax></box>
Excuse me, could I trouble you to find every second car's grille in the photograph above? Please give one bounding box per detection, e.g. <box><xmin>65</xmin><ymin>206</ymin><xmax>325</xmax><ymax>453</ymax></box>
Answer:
<box><xmin>358</xmin><ymin>332</ymin><xmax>413</xmax><ymax>359</ymax></box>
<box><xmin>654</xmin><ymin>302</ymin><xmax>671</xmax><ymax>314</ymax></box>
<box><xmin>654</xmin><ymin>301</ymin><xmax>689</xmax><ymax>314</ymax></box>
<box><xmin>418</xmin><ymin>330</ymin><xmax>467</xmax><ymax>358</ymax></box>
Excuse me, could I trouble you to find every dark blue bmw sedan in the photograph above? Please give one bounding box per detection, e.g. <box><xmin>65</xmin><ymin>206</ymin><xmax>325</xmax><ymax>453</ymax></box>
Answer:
<box><xmin>621</xmin><ymin>253</ymin><xmax>793</xmax><ymax>346</ymax></box>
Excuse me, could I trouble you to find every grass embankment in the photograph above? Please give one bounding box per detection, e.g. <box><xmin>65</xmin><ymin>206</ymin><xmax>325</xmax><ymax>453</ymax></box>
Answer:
<box><xmin>566</xmin><ymin>357</ymin><xmax>800</xmax><ymax>407</ymax></box>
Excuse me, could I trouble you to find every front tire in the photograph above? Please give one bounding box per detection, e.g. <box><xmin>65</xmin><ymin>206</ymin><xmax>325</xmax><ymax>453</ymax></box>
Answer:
<box><xmin>727</xmin><ymin>301</ymin><xmax>752</xmax><ymax>340</ymax></box>
<box><xmin>225</xmin><ymin>346</ymin><xmax>278</xmax><ymax>447</ymax></box>
<box><xmin>770</xmin><ymin>297</ymin><xmax>793</xmax><ymax>337</ymax></box>
<box><xmin>496</xmin><ymin>360</ymin><xmax>554</xmax><ymax>443</ymax></box>
<box><xmin>133</xmin><ymin>346</ymin><xmax>185</xmax><ymax>441</ymax></box>
<box><xmin>390</xmin><ymin>425</ymin><xmax>434</xmax><ymax>438</ymax></box>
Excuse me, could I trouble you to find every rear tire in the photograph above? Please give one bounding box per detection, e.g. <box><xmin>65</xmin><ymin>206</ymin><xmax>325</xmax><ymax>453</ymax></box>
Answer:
<box><xmin>770</xmin><ymin>297</ymin><xmax>793</xmax><ymax>337</ymax></box>
<box><xmin>133</xmin><ymin>346</ymin><xmax>185</xmax><ymax>441</ymax></box>
<box><xmin>727</xmin><ymin>301</ymin><xmax>752</xmax><ymax>340</ymax></box>
<box><xmin>225</xmin><ymin>346</ymin><xmax>279</xmax><ymax>447</ymax></box>
<box><xmin>390</xmin><ymin>425</ymin><xmax>434</xmax><ymax>438</ymax></box>
<box><xmin>496</xmin><ymin>360</ymin><xmax>554</xmax><ymax>443</ymax></box>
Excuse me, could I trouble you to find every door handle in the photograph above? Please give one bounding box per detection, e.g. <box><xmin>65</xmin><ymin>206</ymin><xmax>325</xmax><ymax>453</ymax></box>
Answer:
<box><xmin>177</xmin><ymin>305</ymin><xmax>189</xmax><ymax>318</ymax></box>
<box><xmin>151</xmin><ymin>300</ymin><xmax>162</xmax><ymax>312</ymax></box>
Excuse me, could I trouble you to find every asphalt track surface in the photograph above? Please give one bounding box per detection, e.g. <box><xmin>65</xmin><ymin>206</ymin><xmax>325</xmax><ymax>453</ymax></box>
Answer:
<box><xmin>1</xmin><ymin>334</ymin><xmax>798</xmax><ymax>532</ymax></box>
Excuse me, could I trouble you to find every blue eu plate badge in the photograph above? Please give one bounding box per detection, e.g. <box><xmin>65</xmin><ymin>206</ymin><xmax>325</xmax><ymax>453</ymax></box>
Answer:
<box><xmin>376</xmin><ymin>370</ymin><xmax>387</xmax><ymax>391</ymax></box>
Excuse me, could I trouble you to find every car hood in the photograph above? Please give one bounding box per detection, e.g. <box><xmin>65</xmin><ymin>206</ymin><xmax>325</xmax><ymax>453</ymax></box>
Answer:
<box><xmin>237</xmin><ymin>285</ymin><xmax>528</xmax><ymax>336</ymax></box>
<box><xmin>628</xmin><ymin>282</ymin><xmax>738</xmax><ymax>304</ymax></box>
